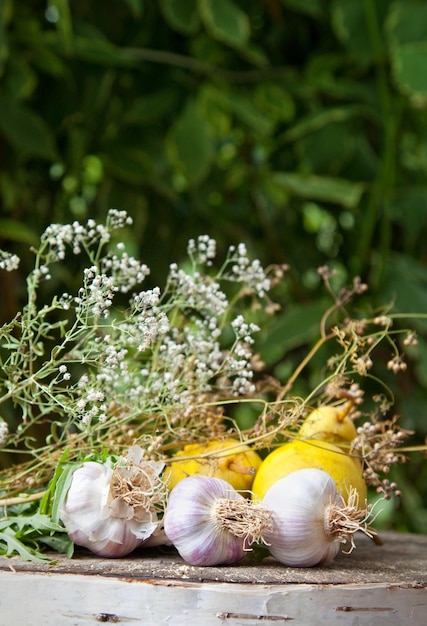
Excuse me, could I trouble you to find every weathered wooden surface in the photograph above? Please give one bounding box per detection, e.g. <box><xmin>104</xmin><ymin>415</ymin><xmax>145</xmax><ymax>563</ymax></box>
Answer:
<box><xmin>0</xmin><ymin>531</ymin><xmax>426</xmax><ymax>625</ymax></box>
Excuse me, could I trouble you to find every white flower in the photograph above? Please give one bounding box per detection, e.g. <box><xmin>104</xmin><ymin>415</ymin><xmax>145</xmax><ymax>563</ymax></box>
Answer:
<box><xmin>0</xmin><ymin>420</ymin><xmax>9</xmax><ymax>447</ymax></box>
<box><xmin>0</xmin><ymin>251</ymin><xmax>20</xmax><ymax>271</ymax></box>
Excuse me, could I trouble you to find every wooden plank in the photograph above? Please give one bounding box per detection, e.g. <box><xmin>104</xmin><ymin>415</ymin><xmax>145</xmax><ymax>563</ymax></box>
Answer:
<box><xmin>0</xmin><ymin>532</ymin><xmax>426</xmax><ymax>625</ymax></box>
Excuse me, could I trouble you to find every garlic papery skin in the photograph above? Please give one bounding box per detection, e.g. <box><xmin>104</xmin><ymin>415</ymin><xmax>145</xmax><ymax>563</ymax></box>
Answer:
<box><xmin>163</xmin><ymin>475</ymin><xmax>271</xmax><ymax>566</ymax></box>
<box><xmin>60</xmin><ymin>446</ymin><xmax>166</xmax><ymax>557</ymax></box>
<box><xmin>261</xmin><ymin>468</ymin><xmax>375</xmax><ymax>568</ymax></box>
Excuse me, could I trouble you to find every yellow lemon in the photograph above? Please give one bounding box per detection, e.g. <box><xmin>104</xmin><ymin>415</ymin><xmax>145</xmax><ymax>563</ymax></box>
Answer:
<box><xmin>252</xmin><ymin>439</ymin><xmax>366</xmax><ymax>504</ymax></box>
<box><xmin>299</xmin><ymin>402</ymin><xmax>357</xmax><ymax>443</ymax></box>
<box><xmin>165</xmin><ymin>438</ymin><xmax>263</xmax><ymax>492</ymax></box>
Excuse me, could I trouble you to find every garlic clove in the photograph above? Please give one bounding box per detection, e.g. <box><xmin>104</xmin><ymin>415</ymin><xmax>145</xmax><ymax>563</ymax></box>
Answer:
<box><xmin>60</xmin><ymin>450</ymin><xmax>167</xmax><ymax>558</ymax></box>
<box><xmin>261</xmin><ymin>468</ymin><xmax>374</xmax><ymax>567</ymax></box>
<box><xmin>68</xmin><ymin>521</ymin><xmax>143</xmax><ymax>558</ymax></box>
<box><xmin>164</xmin><ymin>475</ymin><xmax>247</xmax><ymax>566</ymax></box>
<box><xmin>60</xmin><ymin>462</ymin><xmax>114</xmax><ymax>540</ymax></box>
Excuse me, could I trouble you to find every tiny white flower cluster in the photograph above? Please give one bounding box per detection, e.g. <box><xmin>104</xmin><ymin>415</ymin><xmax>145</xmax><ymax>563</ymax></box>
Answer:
<box><xmin>75</xmin><ymin>266</ymin><xmax>118</xmax><ymax>319</ymax></box>
<box><xmin>168</xmin><ymin>265</ymin><xmax>228</xmax><ymax>316</ymax></box>
<box><xmin>39</xmin><ymin>209</ymin><xmax>132</xmax><ymax>262</ymax></box>
<box><xmin>75</xmin><ymin>375</ymin><xmax>108</xmax><ymax>425</ymax></box>
<box><xmin>128</xmin><ymin>290</ymin><xmax>170</xmax><ymax>353</ymax></box>
<box><xmin>0</xmin><ymin>420</ymin><xmax>9</xmax><ymax>447</ymax></box>
<box><xmin>187</xmin><ymin>235</ymin><xmax>217</xmax><ymax>266</ymax></box>
<box><xmin>0</xmin><ymin>210</ymin><xmax>275</xmax><ymax>444</ymax></box>
<box><xmin>101</xmin><ymin>249</ymin><xmax>150</xmax><ymax>294</ymax></box>
<box><xmin>232</xmin><ymin>315</ymin><xmax>260</xmax><ymax>343</ymax></box>
<box><xmin>59</xmin><ymin>364</ymin><xmax>71</xmax><ymax>381</ymax></box>
<box><xmin>106</xmin><ymin>208</ymin><xmax>133</xmax><ymax>230</ymax></box>
<box><xmin>0</xmin><ymin>251</ymin><xmax>20</xmax><ymax>272</ymax></box>
<box><xmin>225</xmin><ymin>243</ymin><xmax>271</xmax><ymax>297</ymax></box>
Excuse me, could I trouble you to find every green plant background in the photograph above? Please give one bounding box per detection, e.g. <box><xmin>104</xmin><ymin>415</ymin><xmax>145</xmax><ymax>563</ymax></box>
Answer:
<box><xmin>0</xmin><ymin>0</ymin><xmax>426</xmax><ymax>533</ymax></box>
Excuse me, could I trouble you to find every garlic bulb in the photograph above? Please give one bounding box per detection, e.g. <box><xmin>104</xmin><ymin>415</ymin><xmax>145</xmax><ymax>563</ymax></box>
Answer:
<box><xmin>261</xmin><ymin>468</ymin><xmax>375</xmax><ymax>567</ymax></box>
<box><xmin>60</xmin><ymin>446</ymin><xmax>166</xmax><ymax>557</ymax></box>
<box><xmin>164</xmin><ymin>475</ymin><xmax>271</xmax><ymax>566</ymax></box>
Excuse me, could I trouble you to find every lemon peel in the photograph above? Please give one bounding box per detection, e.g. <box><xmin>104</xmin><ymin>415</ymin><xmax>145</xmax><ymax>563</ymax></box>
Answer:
<box><xmin>165</xmin><ymin>438</ymin><xmax>263</xmax><ymax>492</ymax></box>
<box><xmin>252</xmin><ymin>439</ymin><xmax>367</xmax><ymax>504</ymax></box>
<box><xmin>298</xmin><ymin>401</ymin><xmax>357</xmax><ymax>443</ymax></box>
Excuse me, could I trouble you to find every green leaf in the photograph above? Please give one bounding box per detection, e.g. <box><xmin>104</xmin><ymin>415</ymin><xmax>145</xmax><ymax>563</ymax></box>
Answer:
<box><xmin>211</xmin><ymin>89</ymin><xmax>274</xmax><ymax>136</ymax></box>
<box><xmin>280</xmin><ymin>0</ymin><xmax>324</xmax><ymax>18</ymax></box>
<box><xmin>3</xmin><ymin>57</ymin><xmax>37</xmax><ymax>100</ymax></box>
<box><xmin>168</xmin><ymin>100</ymin><xmax>214</xmax><ymax>184</ymax></box>
<box><xmin>38</xmin><ymin>533</ymin><xmax>74</xmax><ymax>556</ymax></box>
<box><xmin>123</xmin><ymin>90</ymin><xmax>180</xmax><ymax>125</ymax></box>
<box><xmin>124</xmin><ymin>0</ymin><xmax>144</xmax><ymax>18</ymax></box>
<box><xmin>18</xmin><ymin>512</ymin><xmax>65</xmax><ymax>535</ymax></box>
<box><xmin>103</xmin><ymin>146</ymin><xmax>153</xmax><ymax>184</ymax></box>
<box><xmin>331</xmin><ymin>0</ymin><xmax>389</xmax><ymax>65</ymax></box>
<box><xmin>299</xmin><ymin>123</ymin><xmax>361</xmax><ymax>176</ymax></box>
<box><xmin>199</xmin><ymin>0</ymin><xmax>250</xmax><ymax>48</ymax></box>
<box><xmin>260</xmin><ymin>299</ymin><xmax>330</xmax><ymax>366</ymax></box>
<box><xmin>386</xmin><ymin>2</ymin><xmax>427</xmax><ymax>45</ymax></box>
<box><xmin>271</xmin><ymin>172</ymin><xmax>365</xmax><ymax>209</ymax></box>
<box><xmin>254</xmin><ymin>83</ymin><xmax>295</xmax><ymax>125</ymax></box>
<box><xmin>49</xmin><ymin>0</ymin><xmax>73</xmax><ymax>52</ymax></box>
<box><xmin>0</xmin><ymin>0</ymin><xmax>12</xmax><ymax>77</ymax></box>
<box><xmin>0</xmin><ymin>527</ymin><xmax>53</xmax><ymax>563</ymax></box>
<box><xmin>383</xmin><ymin>254</ymin><xmax>427</xmax><ymax>320</ymax></box>
<box><xmin>39</xmin><ymin>449</ymin><xmax>74</xmax><ymax>522</ymax></box>
<box><xmin>0</xmin><ymin>511</ymin><xmax>68</xmax><ymax>563</ymax></box>
<box><xmin>51</xmin><ymin>33</ymin><xmax>130</xmax><ymax>67</ymax></box>
<box><xmin>0</xmin><ymin>219</ymin><xmax>39</xmax><ymax>245</ymax></box>
<box><xmin>282</xmin><ymin>106</ymin><xmax>371</xmax><ymax>143</ymax></box>
<box><xmin>390</xmin><ymin>186</ymin><xmax>427</xmax><ymax>251</ymax></box>
<box><xmin>51</xmin><ymin>465</ymin><xmax>77</xmax><ymax>524</ymax></box>
<box><xmin>391</xmin><ymin>41</ymin><xmax>427</xmax><ymax>102</ymax></box>
<box><xmin>0</xmin><ymin>96</ymin><xmax>57</xmax><ymax>159</ymax></box>
<box><xmin>160</xmin><ymin>0</ymin><xmax>200</xmax><ymax>35</ymax></box>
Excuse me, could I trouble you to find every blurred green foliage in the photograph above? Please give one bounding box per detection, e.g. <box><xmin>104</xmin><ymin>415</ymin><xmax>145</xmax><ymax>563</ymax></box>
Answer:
<box><xmin>0</xmin><ymin>0</ymin><xmax>426</xmax><ymax>532</ymax></box>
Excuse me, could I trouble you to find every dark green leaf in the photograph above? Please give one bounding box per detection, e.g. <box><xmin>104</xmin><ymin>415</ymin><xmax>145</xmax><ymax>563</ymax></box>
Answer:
<box><xmin>199</xmin><ymin>0</ymin><xmax>250</xmax><ymax>48</ymax></box>
<box><xmin>103</xmin><ymin>147</ymin><xmax>153</xmax><ymax>185</ymax></box>
<box><xmin>282</xmin><ymin>106</ymin><xmax>371</xmax><ymax>143</ymax></box>
<box><xmin>272</xmin><ymin>172</ymin><xmax>365</xmax><ymax>209</ymax></box>
<box><xmin>123</xmin><ymin>90</ymin><xmax>180</xmax><ymax>125</ymax></box>
<box><xmin>160</xmin><ymin>0</ymin><xmax>200</xmax><ymax>35</ymax></box>
<box><xmin>124</xmin><ymin>0</ymin><xmax>144</xmax><ymax>18</ymax></box>
<box><xmin>212</xmin><ymin>89</ymin><xmax>274</xmax><ymax>136</ymax></box>
<box><xmin>0</xmin><ymin>96</ymin><xmax>57</xmax><ymax>159</ymax></box>
<box><xmin>50</xmin><ymin>33</ymin><xmax>131</xmax><ymax>66</ymax></box>
<box><xmin>49</xmin><ymin>0</ymin><xmax>73</xmax><ymax>51</ymax></box>
<box><xmin>0</xmin><ymin>0</ymin><xmax>12</xmax><ymax>77</ymax></box>
<box><xmin>3</xmin><ymin>57</ymin><xmax>37</xmax><ymax>100</ymax></box>
<box><xmin>0</xmin><ymin>219</ymin><xmax>39</xmax><ymax>245</ymax></box>
<box><xmin>168</xmin><ymin>100</ymin><xmax>214</xmax><ymax>184</ymax></box>
<box><xmin>280</xmin><ymin>0</ymin><xmax>324</xmax><ymax>18</ymax></box>
<box><xmin>260</xmin><ymin>299</ymin><xmax>330</xmax><ymax>366</ymax></box>
<box><xmin>383</xmin><ymin>254</ymin><xmax>427</xmax><ymax>319</ymax></box>
<box><xmin>254</xmin><ymin>83</ymin><xmax>295</xmax><ymax>124</ymax></box>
